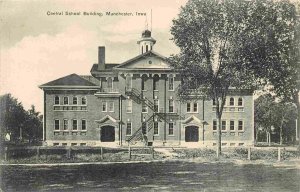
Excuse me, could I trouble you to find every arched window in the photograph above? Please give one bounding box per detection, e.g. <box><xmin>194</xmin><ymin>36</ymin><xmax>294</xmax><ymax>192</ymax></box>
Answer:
<box><xmin>141</xmin><ymin>75</ymin><xmax>147</xmax><ymax>91</ymax></box>
<box><xmin>229</xmin><ymin>97</ymin><xmax>234</xmax><ymax>106</ymax></box>
<box><xmin>153</xmin><ymin>75</ymin><xmax>159</xmax><ymax>91</ymax></box>
<box><xmin>238</xmin><ymin>98</ymin><xmax>243</xmax><ymax>106</ymax></box>
<box><xmin>54</xmin><ymin>96</ymin><xmax>60</xmax><ymax>105</ymax></box>
<box><xmin>146</xmin><ymin>45</ymin><xmax>149</xmax><ymax>52</ymax></box>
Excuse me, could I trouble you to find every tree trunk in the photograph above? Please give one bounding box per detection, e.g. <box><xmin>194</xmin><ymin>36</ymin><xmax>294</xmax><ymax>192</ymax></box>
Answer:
<box><xmin>217</xmin><ymin>116</ymin><xmax>222</xmax><ymax>158</ymax></box>
<box><xmin>268</xmin><ymin>132</ymin><xmax>271</xmax><ymax>146</ymax></box>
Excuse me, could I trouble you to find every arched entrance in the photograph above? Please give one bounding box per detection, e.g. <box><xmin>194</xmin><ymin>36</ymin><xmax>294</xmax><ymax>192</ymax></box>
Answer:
<box><xmin>185</xmin><ymin>126</ymin><xmax>199</xmax><ymax>142</ymax></box>
<box><xmin>101</xmin><ymin>126</ymin><xmax>115</xmax><ymax>142</ymax></box>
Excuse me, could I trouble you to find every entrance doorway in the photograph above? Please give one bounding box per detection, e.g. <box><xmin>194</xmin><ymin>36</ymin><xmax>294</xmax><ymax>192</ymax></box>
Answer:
<box><xmin>185</xmin><ymin>126</ymin><xmax>199</xmax><ymax>142</ymax></box>
<box><xmin>101</xmin><ymin>126</ymin><xmax>115</xmax><ymax>142</ymax></box>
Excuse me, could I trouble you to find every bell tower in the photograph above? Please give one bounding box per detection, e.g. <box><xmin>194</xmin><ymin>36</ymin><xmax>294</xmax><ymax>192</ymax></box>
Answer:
<box><xmin>137</xmin><ymin>29</ymin><xmax>156</xmax><ymax>54</ymax></box>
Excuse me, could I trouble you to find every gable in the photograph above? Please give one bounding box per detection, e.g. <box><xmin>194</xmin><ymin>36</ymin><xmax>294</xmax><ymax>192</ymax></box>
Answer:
<box><xmin>182</xmin><ymin>115</ymin><xmax>203</xmax><ymax>125</ymax></box>
<box><xmin>115</xmin><ymin>51</ymin><xmax>172</xmax><ymax>69</ymax></box>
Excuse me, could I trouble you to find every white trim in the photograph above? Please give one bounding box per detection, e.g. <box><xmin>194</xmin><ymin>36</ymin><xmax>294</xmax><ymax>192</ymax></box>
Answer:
<box><xmin>95</xmin><ymin>115</ymin><xmax>120</xmax><ymax>123</ymax></box>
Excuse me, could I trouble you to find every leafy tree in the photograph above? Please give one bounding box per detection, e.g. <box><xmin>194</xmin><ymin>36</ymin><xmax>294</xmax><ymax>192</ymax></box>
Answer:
<box><xmin>273</xmin><ymin>102</ymin><xmax>297</xmax><ymax>145</ymax></box>
<box><xmin>170</xmin><ymin>0</ymin><xmax>297</xmax><ymax>155</ymax></box>
<box><xmin>0</xmin><ymin>94</ymin><xmax>42</xmax><ymax>145</ymax></box>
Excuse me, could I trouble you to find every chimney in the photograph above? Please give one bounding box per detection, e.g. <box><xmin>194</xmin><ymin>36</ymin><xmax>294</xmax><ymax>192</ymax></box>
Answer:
<box><xmin>98</xmin><ymin>46</ymin><xmax>105</xmax><ymax>70</ymax></box>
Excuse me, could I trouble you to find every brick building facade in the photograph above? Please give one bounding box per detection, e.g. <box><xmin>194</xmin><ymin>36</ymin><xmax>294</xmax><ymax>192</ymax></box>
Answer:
<box><xmin>39</xmin><ymin>30</ymin><xmax>254</xmax><ymax>147</ymax></box>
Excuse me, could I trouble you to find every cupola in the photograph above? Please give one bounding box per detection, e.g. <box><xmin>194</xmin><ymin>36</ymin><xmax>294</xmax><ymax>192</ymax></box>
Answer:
<box><xmin>137</xmin><ymin>29</ymin><xmax>156</xmax><ymax>54</ymax></box>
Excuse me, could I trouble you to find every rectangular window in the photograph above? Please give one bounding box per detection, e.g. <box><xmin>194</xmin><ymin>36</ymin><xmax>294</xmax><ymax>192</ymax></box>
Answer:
<box><xmin>126</xmin><ymin>122</ymin><xmax>132</xmax><ymax>135</ymax></box>
<box><xmin>193</xmin><ymin>103</ymin><xmax>198</xmax><ymax>112</ymax></box>
<box><xmin>54</xmin><ymin>119</ymin><xmax>60</xmax><ymax>130</ymax></box>
<box><xmin>169</xmin><ymin>100</ymin><xmax>174</xmax><ymax>113</ymax></box>
<box><xmin>230</xmin><ymin>120</ymin><xmax>235</xmax><ymax>131</ymax></box>
<box><xmin>154</xmin><ymin>122</ymin><xmax>159</xmax><ymax>135</ymax></box>
<box><xmin>238</xmin><ymin>98</ymin><xmax>243</xmax><ymax>106</ymax></box>
<box><xmin>82</xmin><ymin>97</ymin><xmax>87</xmax><ymax>105</ymax></box>
<box><xmin>63</xmin><ymin>119</ymin><xmax>68</xmax><ymax>130</ymax></box>
<box><xmin>142</xmin><ymin>100</ymin><xmax>148</xmax><ymax>113</ymax></box>
<box><xmin>63</xmin><ymin>97</ymin><xmax>69</xmax><ymax>105</ymax></box>
<box><xmin>222</xmin><ymin>120</ymin><xmax>226</xmax><ymax>131</ymax></box>
<box><xmin>127</xmin><ymin>99</ymin><xmax>132</xmax><ymax>113</ymax></box>
<box><xmin>73</xmin><ymin>96</ymin><xmax>77</xmax><ymax>105</ymax></box>
<box><xmin>154</xmin><ymin>100</ymin><xmax>159</xmax><ymax>113</ymax></box>
<box><xmin>102</xmin><ymin>101</ymin><xmax>107</xmax><ymax>112</ymax></box>
<box><xmin>72</xmin><ymin>119</ymin><xmax>78</xmax><ymax>130</ymax></box>
<box><xmin>169</xmin><ymin>75</ymin><xmax>174</xmax><ymax>90</ymax></box>
<box><xmin>54</xmin><ymin>96</ymin><xmax>60</xmax><ymax>105</ymax></box>
<box><xmin>108</xmin><ymin>101</ymin><xmax>114</xmax><ymax>112</ymax></box>
<box><xmin>81</xmin><ymin>119</ymin><xmax>86</xmax><ymax>130</ymax></box>
<box><xmin>168</xmin><ymin>123</ymin><xmax>174</xmax><ymax>135</ymax></box>
<box><xmin>187</xmin><ymin>103</ymin><xmax>191</xmax><ymax>112</ymax></box>
<box><xmin>213</xmin><ymin>120</ymin><xmax>217</xmax><ymax>131</ymax></box>
<box><xmin>238</xmin><ymin>120</ymin><xmax>243</xmax><ymax>131</ymax></box>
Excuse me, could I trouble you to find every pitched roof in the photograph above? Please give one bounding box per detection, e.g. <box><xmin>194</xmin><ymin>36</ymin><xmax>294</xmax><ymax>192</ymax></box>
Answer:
<box><xmin>40</xmin><ymin>73</ymin><xmax>97</xmax><ymax>87</ymax></box>
<box><xmin>114</xmin><ymin>51</ymin><xmax>168</xmax><ymax>69</ymax></box>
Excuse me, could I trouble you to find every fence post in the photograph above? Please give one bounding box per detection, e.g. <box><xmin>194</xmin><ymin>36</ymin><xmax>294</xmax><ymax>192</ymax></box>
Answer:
<box><xmin>101</xmin><ymin>147</ymin><xmax>103</xmax><ymax>159</ymax></box>
<box><xmin>36</xmin><ymin>146</ymin><xmax>40</xmax><ymax>160</ymax></box>
<box><xmin>248</xmin><ymin>147</ymin><xmax>251</xmax><ymax>160</ymax></box>
<box><xmin>129</xmin><ymin>147</ymin><xmax>131</xmax><ymax>160</ymax></box>
<box><xmin>278</xmin><ymin>147</ymin><xmax>281</xmax><ymax>162</ymax></box>
<box><xmin>4</xmin><ymin>147</ymin><xmax>8</xmax><ymax>161</ymax></box>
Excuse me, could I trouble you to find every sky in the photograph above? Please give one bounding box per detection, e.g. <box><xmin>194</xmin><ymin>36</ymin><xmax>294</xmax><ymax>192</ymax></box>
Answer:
<box><xmin>0</xmin><ymin>0</ymin><xmax>188</xmax><ymax>113</ymax></box>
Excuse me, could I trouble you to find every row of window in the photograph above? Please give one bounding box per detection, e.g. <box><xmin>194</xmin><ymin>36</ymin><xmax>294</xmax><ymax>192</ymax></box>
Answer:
<box><xmin>126</xmin><ymin>74</ymin><xmax>175</xmax><ymax>91</ymax></box>
<box><xmin>54</xmin><ymin>96</ymin><xmax>87</xmax><ymax>105</ymax></box>
<box><xmin>54</xmin><ymin>119</ymin><xmax>87</xmax><ymax>131</ymax></box>
<box><xmin>213</xmin><ymin>97</ymin><xmax>243</xmax><ymax>106</ymax></box>
<box><xmin>126</xmin><ymin>121</ymin><xmax>174</xmax><ymax>136</ymax></box>
<box><xmin>212</xmin><ymin>120</ymin><xmax>244</xmax><ymax>131</ymax></box>
<box><xmin>127</xmin><ymin>99</ymin><xmax>199</xmax><ymax>114</ymax></box>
